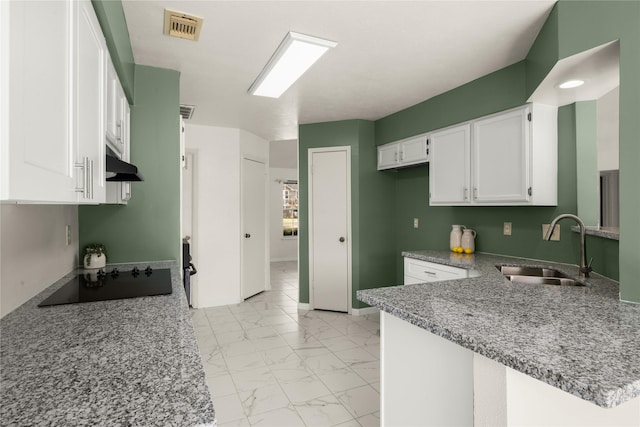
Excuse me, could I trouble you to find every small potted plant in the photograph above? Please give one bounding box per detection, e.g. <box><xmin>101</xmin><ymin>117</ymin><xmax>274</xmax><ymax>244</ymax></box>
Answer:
<box><xmin>83</xmin><ymin>243</ymin><xmax>107</xmax><ymax>269</ymax></box>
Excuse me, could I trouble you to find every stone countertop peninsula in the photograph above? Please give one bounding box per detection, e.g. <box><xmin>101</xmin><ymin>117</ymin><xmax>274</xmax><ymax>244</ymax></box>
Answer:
<box><xmin>0</xmin><ymin>261</ymin><xmax>215</xmax><ymax>426</ymax></box>
<box><xmin>357</xmin><ymin>250</ymin><xmax>640</xmax><ymax>409</ymax></box>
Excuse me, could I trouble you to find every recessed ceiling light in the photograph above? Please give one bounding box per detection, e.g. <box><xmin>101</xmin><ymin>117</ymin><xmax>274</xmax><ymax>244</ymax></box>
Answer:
<box><xmin>558</xmin><ymin>79</ymin><xmax>585</xmax><ymax>89</ymax></box>
<box><xmin>248</xmin><ymin>32</ymin><xmax>337</xmax><ymax>98</ymax></box>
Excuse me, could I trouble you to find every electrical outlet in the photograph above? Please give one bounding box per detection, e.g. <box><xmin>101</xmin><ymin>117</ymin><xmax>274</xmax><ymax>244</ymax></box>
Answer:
<box><xmin>413</xmin><ymin>218</ymin><xmax>419</xmax><ymax>229</ymax></box>
<box><xmin>542</xmin><ymin>224</ymin><xmax>560</xmax><ymax>241</ymax></box>
<box><xmin>503</xmin><ymin>222</ymin><xmax>512</xmax><ymax>236</ymax></box>
<box><xmin>65</xmin><ymin>225</ymin><xmax>71</xmax><ymax>246</ymax></box>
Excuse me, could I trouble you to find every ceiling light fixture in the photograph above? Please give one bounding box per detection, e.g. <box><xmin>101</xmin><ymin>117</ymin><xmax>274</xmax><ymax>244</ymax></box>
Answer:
<box><xmin>558</xmin><ymin>79</ymin><xmax>585</xmax><ymax>89</ymax></box>
<box><xmin>248</xmin><ymin>32</ymin><xmax>337</xmax><ymax>98</ymax></box>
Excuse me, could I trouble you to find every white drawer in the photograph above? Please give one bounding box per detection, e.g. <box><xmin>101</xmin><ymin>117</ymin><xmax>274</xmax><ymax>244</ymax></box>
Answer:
<box><xmin>403</xmin><ymin>257</ymin><xmax>471</xmax><ymax>284</ymax></box>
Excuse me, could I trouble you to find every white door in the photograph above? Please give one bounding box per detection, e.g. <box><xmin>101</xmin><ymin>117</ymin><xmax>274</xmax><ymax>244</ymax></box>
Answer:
<box><xmin>429</xmin><ymin>123</ymin><xmax>471</xmax><ymax>205</ymax></box>
<box><xmin>242</xmin><ymin>158</ymin><xmax>267</xmax><ymax>299</ymax></box>
<box><xmin>309</xmin><ymin>147</ymin><xmax>351</xmax><ymax>313</ymax></box>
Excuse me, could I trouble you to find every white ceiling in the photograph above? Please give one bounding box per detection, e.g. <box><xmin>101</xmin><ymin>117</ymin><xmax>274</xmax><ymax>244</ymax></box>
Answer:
<box><xmin>123</xmin><ymin>0</ymin><xmax>556</xmax><ymax>142</ymax></box>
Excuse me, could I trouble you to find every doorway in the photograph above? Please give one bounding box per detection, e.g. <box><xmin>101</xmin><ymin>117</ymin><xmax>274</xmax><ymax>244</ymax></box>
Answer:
<box><xmin>308</xmin><ymin>146</ymin><xmax>351</xmax><ymax>313</ymax></box>
<box><xmin>242</xmin><ymin>157</ymin><xmax>267</xmax><ymax>299</ymax></box>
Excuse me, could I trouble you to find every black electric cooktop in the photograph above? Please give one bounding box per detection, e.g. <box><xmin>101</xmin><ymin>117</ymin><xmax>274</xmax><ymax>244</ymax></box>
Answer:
<box><xmin>38</xmin><ymin>267</ymin><xmax>172</xmax><ymax>307</ymax></box>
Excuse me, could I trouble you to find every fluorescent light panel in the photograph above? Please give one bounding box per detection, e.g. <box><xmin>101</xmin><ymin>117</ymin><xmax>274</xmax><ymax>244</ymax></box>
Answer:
<box><xmin>249</xmin><ymin>32</ymin><xmax>337</xmax><ymax>98</ymax></box>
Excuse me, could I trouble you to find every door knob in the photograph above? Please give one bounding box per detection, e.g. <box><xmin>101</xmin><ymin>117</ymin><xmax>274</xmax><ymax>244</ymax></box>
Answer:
<box><xmin>245</xmin><ymin>233</ymin><xmax>251</xmax><ymax>238</ymax></box>
<box><xmin>339</xmin><ymin>237</ymin><xmax>345</xmax><ymax>242</ymax></box>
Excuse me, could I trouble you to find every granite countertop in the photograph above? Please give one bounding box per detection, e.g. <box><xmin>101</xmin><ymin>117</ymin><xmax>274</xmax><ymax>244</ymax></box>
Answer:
<box><xmin>357</xmin><ymin>250</ymin><xmax>640</xmax><ymax>409</ymax></box>
<box><xmin>0</xmin><ymin>261</ymin><xmax>215</xmax><ymax>426</ymax></box>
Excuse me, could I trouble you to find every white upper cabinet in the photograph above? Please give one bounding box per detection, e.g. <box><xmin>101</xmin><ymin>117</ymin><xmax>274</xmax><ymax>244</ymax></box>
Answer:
<box><xmin>105</xmin><ymin>82</ymin><xmax>131</xmax><ymax>205</ymax></box>
<box><xmin>378</xmin><ymin>143</ymin><xmax>400</xmax><ymax>170</ymax></box>
<box><xmin>429</xmin><ymin>123</ymin><xmax>471</xmax><ymax>204</ymax></box>
<box><xmin>429</xmin><ymin>104</ymin><xmax>557</xmax><ymax>206</ymax></box>
<box><xmin>1</xmin><ymin>0</ymin><xmax>76</xmax><ymax>203</ymax></box>
<box><xmin>378</xmin><ymin>134</ymin><xmax>429</xmax><ymax>170</ymax></box>
<box><xmin>473</xmin><ymin>107</ymin><xmax>529</xmax><ymax>203</ymax></box>
<box><xmin>74</xmin><ymin>0</ymin><xmax>106</xmax><ymax>204</ymax></box>
<box><xmin>1</xmin><ymin>0</ymin><xmax>113</xmax><ymax>204</ymax></box>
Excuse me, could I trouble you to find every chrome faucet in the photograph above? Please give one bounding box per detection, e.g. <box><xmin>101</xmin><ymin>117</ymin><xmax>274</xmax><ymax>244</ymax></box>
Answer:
<box><xmin>544</xmin><ymin>213</ymin><xmax>592</xmax><ymax>278</ymax></box>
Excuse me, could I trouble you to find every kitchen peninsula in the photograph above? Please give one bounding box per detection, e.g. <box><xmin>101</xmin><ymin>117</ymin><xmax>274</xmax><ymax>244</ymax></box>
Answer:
<box><xmin>358</xmin><ymin>250</ymin><xmax>640</xmax><ymax>427</ymax></box>
<box><xmin>0</xmin><ymin>262</ymin><xmax>215</xmax><ymax>426</ymax></box>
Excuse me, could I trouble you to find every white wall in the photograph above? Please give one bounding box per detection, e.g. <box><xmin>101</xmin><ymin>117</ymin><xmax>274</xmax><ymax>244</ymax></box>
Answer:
<box><xmin>269</xmin><ymin>167</ymin><xmax>298</xmax><ymax>261</ymax></box>
<box><xmin>184</xmin><ymin>124</ymin><xmax>268</xmax><ymax>308</ymax></box>
<box><xmin>0</xmin><ymin>204</ymin><xmax>78</xmax><ymax>318</ymax></box>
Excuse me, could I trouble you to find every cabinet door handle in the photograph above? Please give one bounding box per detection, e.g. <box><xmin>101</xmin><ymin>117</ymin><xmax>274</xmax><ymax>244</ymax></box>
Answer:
<box><xmin>423</xmin><ymin>270</ymin><xmax>437</xmax><ymax>276</ymax></box>
<box><xmin>75</xmin><ymin>157</ymin><xmax>90</xmax><ymax>199</ymax></box>
<box><xmin>116</xmin><ymin>121</ymin><xmax>122</xmax><ymax>143</ymax></box>
<box><xmin>463</xmin><ymin>187</ymin><xmax>468</xmax><ymax>200</ymax></box>
<box><xmin>394</xmin><ymin>152</ymin><xmax>398</xmax><ymax>162</ymax></box>
<box><xmin>473</xmin><ymin>187</ymin><xmax>478</xmax><ymax>200</ymax></box>
<box><xmin>400</xmin><ymin>151</ymin><xmax>404</xmax><ymax>161</ymax></box>
<box><xmin>89</xmin><ymin>159</ymin><xmax>94</xmax><ymax>199</ymax></box>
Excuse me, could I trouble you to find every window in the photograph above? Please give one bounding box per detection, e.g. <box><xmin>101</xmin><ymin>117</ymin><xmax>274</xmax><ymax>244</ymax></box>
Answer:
<box><xmin>282</xmin><ymin>181</ymin><xmax>298</xmax><ymax>237</ymax></box>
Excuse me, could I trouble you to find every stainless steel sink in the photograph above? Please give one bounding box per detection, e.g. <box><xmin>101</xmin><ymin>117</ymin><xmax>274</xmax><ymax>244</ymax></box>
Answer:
<box><xmin>497</xmin><ymin>265</ymin><xmax>585</xmax><ymax>287</ymax></box>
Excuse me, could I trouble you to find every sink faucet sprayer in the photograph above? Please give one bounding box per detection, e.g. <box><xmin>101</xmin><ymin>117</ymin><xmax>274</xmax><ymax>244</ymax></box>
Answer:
<box><xmin>544</xmin><ymin>214</ymin><xmax>592</xmax><ymax>278</ymax></box>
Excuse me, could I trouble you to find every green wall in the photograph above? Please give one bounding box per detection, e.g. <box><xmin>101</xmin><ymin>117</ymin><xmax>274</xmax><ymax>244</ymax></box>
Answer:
<box><xmin>91</xmin><ymin>0</ymin><xmax>135</xmax><ymax>103</ymax></box>
<box><xmin>80</xmin><ymin>1</ymin><xmax>182</xmax><ymax>263</ymax></box>
<box><xmin>575</xmin><ymin>101</ymin><xmax>599</xmax><ymax>226</ymax></box>
<box><xmin>79</xmin><ymin>65</ymin><xmax>181</xmax><ymax>263</ymax></box>
<box><xmin>555</xmin><ymin>0</ymin><xmax>640</xmax><ymax>304</ymax></box>
<box><xmin>301</xmin><ymin>1</ymin><xmax>636</xmax><ymax>303</ymax></box>
<box><xmin>298</xmin><ymin>120</ymin><xmax>397</xmax><ymax>308</ymax></box>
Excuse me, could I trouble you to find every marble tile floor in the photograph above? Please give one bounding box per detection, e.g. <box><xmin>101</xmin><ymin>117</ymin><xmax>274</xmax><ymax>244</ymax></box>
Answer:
<box><xmin>191</xmin><ymin>261</ymin><xmax>381</xmax><ymax>427</ymax></box>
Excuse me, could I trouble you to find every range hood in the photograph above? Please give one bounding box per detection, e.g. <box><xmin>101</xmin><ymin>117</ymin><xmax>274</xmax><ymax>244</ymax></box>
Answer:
<box><xmin>106</xmin><ymin>154</ymin><xmax>144</xmax><ymax>182</ymax></box>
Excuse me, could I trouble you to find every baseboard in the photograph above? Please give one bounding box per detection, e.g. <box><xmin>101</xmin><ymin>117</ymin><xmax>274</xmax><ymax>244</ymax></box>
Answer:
<box><xmin>298</xmin><ymin>303</ymin><xmax>310</xmax><ymax>310</ymax></box>
<box><xmin>351</xmin><ymin>306</ymin><xmax>379</xmax><ymax>316</ymax></box>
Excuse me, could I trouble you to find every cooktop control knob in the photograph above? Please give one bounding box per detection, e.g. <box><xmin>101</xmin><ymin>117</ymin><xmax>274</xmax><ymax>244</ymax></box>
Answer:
<box><xmin>132</xmin><ymin>267</ymin><xmax>140</xmax><ymax>277</ymax></box>
<box><xmin>145</xmin><ymin>266</ymin><xmax>153</xmax><ymax>276</ymax></box>
<box><xmin>110</xmin><ymin>268</ymin><xmax>120</xmax><ymax>279</ymax></box>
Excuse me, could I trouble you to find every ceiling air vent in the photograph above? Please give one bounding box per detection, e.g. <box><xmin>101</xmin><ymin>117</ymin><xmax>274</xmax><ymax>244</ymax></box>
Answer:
<box><xmin>180</xmin><ymin>104</ymin><xmax>196</xmax><ymax>120</ymax></box>
<box><xmin>164</xmin><ymin>9</ymin><xmax>203</xmax><ymax>41</ymax></box>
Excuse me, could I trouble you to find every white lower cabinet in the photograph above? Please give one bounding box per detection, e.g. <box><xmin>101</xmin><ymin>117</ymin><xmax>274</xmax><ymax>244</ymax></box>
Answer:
<box><xmin>1</xmin><ymin>0</ymin><xmax>108</xmax><ymax>204</ymax></box>
<box><xmin>403</xmin><ymin>257</ymin><xmax>479</xmax><ymax>285</ymax></box>
<box><xmin>377</xmin><ymin>134</ymin><xmax>429</xmax><ymax>170</ymax></box>
<box><xmin>429</xmin><ymin>103</ymin><xmax>557</xmax><ymax>206</ymax></box>
<box><xmin>381</xmin><ymin>312</ymin><xmax>640</xmax><ymax>427</ymax></box>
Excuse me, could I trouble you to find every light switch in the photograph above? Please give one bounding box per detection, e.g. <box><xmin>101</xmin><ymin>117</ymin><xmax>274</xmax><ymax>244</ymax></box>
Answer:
<box><xmin>503</xmin><ymin>222</ymin><xmax>512</xmax><ymax>236</ymax></box>
<box><xmin>413</xmin><ymin>218</ymin><xmax>419</xmax><ymax>229</ymax></box>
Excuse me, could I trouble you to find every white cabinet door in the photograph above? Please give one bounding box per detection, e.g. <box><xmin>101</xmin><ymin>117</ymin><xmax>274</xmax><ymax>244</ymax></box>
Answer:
<box><xmin>73</xmin><ymin>0</ymin><xmax>106</xmax><ymax>204</ymax></box>
<box><xmin>1</xmin><ymin>0</ymin><xmax>76</xmax><ymax>203</ymax></box>
<box><xmin>400</xmin><ymin>135</ymin><xmax>429</xmax><ymax>166</ymax></box>
<box><xmin>105</xmin><ymin>59</ymin><xmax>119</xmax><ymax>151</ymax></box>
<box><xmin>429</xmin><ymin>123</ymin><xmax>471</xmax><ymax>204</ymax></box>
<box><xmin>473</xmin><ymin>106</ymin><xmax>530</xmax><ymax>203</ymax></box>
<box><xmin>377</xmin><ymin>142</ymin><xmax>400</xmax><ymax>170</ymax></box>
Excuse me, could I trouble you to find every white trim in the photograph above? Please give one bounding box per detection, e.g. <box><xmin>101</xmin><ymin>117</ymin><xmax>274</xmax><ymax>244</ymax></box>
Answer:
<box><xmin>298</xmin><ymin>303</ymin><xmax>311</xmax><ymax>311</ymax></box>
<box><xmin>270</xmin><ymin>257</ymin><xmax>298</xmax><ymax>262</ymax></box>
<box><xmin>308</xmin><ymin>146</ymin><xmax>352</xmax><ymax>314</ymax></box>
<box><xmin>352</xmin><ymin>306</ymin><xmax>379</xmax><ymax>316</ymax></box>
